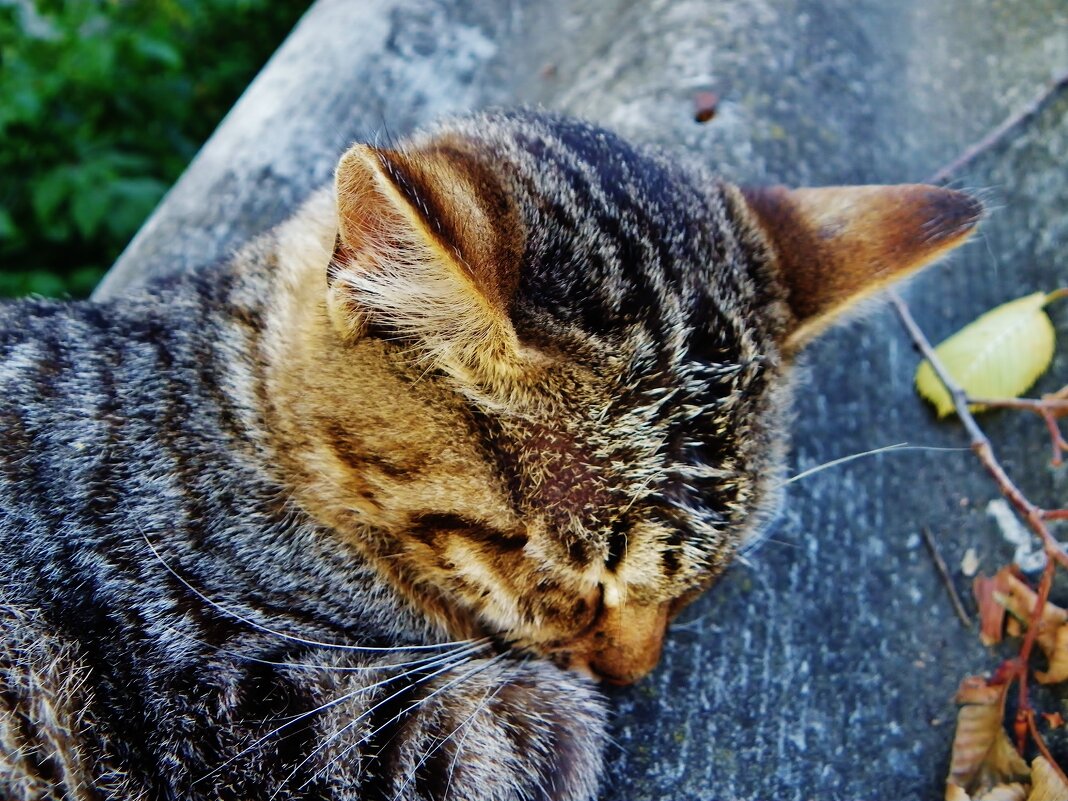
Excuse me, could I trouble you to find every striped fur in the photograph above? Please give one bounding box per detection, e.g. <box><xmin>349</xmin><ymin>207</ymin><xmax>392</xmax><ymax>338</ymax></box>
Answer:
<box><xmin>0</xmin><ymin>109</ymin><xmax>978</xmax><ymax>799</ymax></box>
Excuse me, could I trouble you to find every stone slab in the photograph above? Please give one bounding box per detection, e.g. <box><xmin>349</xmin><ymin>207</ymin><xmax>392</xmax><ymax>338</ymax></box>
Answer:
<box><xmin>96</xmin><ymin>1</ymin><xmax>1068</xmax><ymax>797</ymax></box>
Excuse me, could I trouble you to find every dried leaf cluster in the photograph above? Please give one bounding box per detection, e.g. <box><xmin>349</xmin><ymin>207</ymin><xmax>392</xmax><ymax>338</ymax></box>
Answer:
<box><xmin>950</xmin><ymin>568</ymin><xmax>1068</xmax><ymax>800</ymax></box>
<box><xmin>906</xmin><ymin>291</ymin><xmax>1068</xmax><ymax>801</ymax></box>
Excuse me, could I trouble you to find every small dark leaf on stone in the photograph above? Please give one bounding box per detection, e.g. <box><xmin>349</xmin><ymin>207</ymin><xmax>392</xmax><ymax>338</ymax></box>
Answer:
<box><xmin>693</xmin><ymin>91</ymin><xmax>719</xmax><ymax>123</ymax></box>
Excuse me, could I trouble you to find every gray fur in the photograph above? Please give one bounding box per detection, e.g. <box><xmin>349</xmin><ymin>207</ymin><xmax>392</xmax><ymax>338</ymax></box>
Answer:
<box><xmin>0</xmin><ymin>109</ymin><xmax>805</xmax><ymax>799</ymax></box>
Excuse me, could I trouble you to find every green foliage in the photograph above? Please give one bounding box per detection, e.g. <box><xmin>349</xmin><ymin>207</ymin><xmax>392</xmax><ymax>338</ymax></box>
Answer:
<box><xmin>0</xmin><ymin>0</ymin><xmax>311</xmax><ymax>297</ymax></box>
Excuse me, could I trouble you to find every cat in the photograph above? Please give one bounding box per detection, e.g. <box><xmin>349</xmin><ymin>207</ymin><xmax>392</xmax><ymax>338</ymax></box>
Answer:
<box><xmin>0</xmin><ymin>108</ymin><xmax>980</xmax><ymax>800</ymax></box>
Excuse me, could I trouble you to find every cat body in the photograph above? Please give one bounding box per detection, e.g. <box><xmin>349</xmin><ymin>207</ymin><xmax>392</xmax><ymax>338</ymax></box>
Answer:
<box><xmin>0</xmin><ymin>110</ymin><xmax>979</xmax><ymax>800</ymax></box>
<box><xmin>0</xmin><ymin>192</ymin><xmax>604</xmax><ymax>800</ymax></box>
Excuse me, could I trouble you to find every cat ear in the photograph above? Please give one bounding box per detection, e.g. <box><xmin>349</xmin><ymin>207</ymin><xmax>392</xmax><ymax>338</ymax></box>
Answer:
<box><xmin>328</xmin><ymin>141</ymin><xmax>525</xmax><ymax>384</ymax></box>
<box><xmin>740</xmin><ymin>184</ymin><xmax>982</xmax><ymax>350</ymax></box>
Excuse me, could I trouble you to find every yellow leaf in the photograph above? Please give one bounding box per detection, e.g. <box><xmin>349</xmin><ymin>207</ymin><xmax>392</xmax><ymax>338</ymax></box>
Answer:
<box><xmin>916</xmin><ymin>292</ymin><xmax>1059</xmax><ymax>418</ymax></box>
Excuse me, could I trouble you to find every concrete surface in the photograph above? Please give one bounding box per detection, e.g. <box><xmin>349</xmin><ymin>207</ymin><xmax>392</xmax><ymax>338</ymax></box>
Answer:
<box><xmin>96</xmin><ymin>1</ymin><xmax>1068</xmax><ymax>798</ymax></box>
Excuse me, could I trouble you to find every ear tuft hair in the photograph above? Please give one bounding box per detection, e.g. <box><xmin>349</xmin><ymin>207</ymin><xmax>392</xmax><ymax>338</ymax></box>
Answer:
<box><xmin>741</xmin><ymin>183</ymin><xmax>982</xmax><ymax>350</ymax></box>
<box><xmin>328</xmin><ymin>141</ymin><xmax>527</xmax><ymax>388</ymax></box>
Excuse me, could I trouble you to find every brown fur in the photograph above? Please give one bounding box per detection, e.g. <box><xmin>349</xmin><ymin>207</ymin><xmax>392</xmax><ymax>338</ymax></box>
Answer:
<box><xmin>0</xmin><ymin>110</ymin><xmax>983</xmax><ymax>799</ymax></box>
<box><xmin>742</xmin><ymin>184</ymin><xmax>983</xmax><ymax>349</ymax></box>
<box><xmin>263</xmin><ymin>143</ymin><xmax>981</xmax><ymax>683</ymax></box>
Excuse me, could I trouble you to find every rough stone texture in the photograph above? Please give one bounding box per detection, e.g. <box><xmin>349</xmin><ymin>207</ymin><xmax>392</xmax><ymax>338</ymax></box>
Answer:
<box><xmin>95</xmin><ymin>1</ymin><xmax>1068</xmax><ymax>798</ymax></box>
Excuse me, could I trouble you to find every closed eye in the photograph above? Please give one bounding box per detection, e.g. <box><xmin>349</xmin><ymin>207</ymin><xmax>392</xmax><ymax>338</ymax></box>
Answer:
<box><xmin>605</xmin><ymin>518</ymin><xmax>629</xmax><ymax>570</ymax></box>
<box><xmin>409</xmin><ymin>512</ymin><xmax>529</xmax><ymax>551</ymax></box>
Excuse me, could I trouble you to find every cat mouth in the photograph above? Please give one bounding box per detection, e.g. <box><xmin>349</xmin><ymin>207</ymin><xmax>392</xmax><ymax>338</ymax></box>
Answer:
<box><xmin>541</xmin><ymin>594</ymin><xmax>673</xmax><ymax>686</ymax></box>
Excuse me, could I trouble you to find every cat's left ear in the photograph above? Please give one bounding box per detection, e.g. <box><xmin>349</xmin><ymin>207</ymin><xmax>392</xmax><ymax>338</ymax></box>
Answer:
<box><xmin>328</xmin><ymin>141</ymin><xmax>526</xmax><ymax>386</ymax></box>
<box><xmin>740</xmin><ymin>184</ymin><xmax>982</xmax><ymax>351</ymax></box>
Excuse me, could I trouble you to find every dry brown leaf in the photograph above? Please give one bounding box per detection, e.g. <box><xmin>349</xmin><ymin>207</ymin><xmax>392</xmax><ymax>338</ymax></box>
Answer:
<box><xmin>980</xmin><ymin>784</ymin><xmax>1030</xmax><ymax>801</ymax></box>
<box><xmin>975</xmin><ymin>569</ymin><xmax>1014</xmax><ymax>646</ymax></box>
<box><xmin>1027</xmin><ymin>757</ymin><xmax>1068</xmax><ymax>801</ymax></box>
<box><xmin>987</xmin><ymin>570</ymin><xmax>1068</xmax><ymax>686</ymax></box>
<box><xmin>995</xmin><ymin>572</ymin><xmax>1068</xmax><ymax>657</ymax></box>
<box><xmin>948</xmin><ymin>783</ymin><xmax>1033</xmax><ymax>801</ymax></box>
<box><xmin>1042</xmin><ymin>712</ymin><xmax>1065</xmax><ymax>730</ymax></box>
<box><xmin>948</xmin><ymin>676</ymin><xmax>1031</xmax><ymax>799</ymax></box>
<box><xmin>1036</xmin><ymin>625</ymin><xmax>1068</xmax><ymax>684</ymax></box>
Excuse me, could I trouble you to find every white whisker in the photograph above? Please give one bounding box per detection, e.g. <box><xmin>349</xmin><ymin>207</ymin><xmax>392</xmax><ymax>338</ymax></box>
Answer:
<box><xmin>161</xmin><ymin>623</ymin><xmax>485</xmax><ymax>676</ymax></box>
<box><xmin>778</xmin><ymin>443</ymin><xmax>967</xmax><ymax>487</ymax></box>
<box><xmin>294</xmin><ymin>652</ymin><xmax>509</xmax><ymax>796</ymax></box>
<box><xmin>440</xmin><ymin>680</ymin><xmax>505</xmax><ymax>801</ymax></box>
<box><xmin>139</xmin><ymin>526</ymin><xmax>475</xmax><ymax>653</ymax></box>
<box><xmin>392</xmin><ymin>673</ymin><xmax>505</xmax><ymax>801</ymax></box>
<box><xmin>194</xmin><ymin>640</ymin><xmax>490</xmax><ymax>787</ymax></box>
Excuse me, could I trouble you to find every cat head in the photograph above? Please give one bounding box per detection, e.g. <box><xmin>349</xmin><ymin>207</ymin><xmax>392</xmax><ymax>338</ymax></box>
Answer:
<box><xmin>324</xmin><ymin>110</ymin><xmax>980</xmax><ymax>684</ymax></box>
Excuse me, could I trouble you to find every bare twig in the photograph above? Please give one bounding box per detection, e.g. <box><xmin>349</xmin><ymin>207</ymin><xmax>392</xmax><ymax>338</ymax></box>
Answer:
<box><xmin>1040</xmin><ymin>410</ymin><xmax>1068</xmax><ymax>467</ymax></box>
<box><xmin>890</xmin><ymin>292</ymin><xmax>1068</xmax><ymax>786</ymax></box>
<box><xmin>920</xmin><ymin>526</ymin><xmax>972</xmax><ymax>627</ymax></box>
<box><xmin>891</xmin><ymin>292</ymin><xmax>1068</xmax><ymax>568</ymax></box>
<box><xmin>926</xmin><ymin>69</ymin><xmax>1068</xmax><ymax>185</ymax></box>
<box><xmin>967</xmin><ymin>395</ymin><xmax>1068</xmax><ymax>465</ymax></box>
<box><xmin>891</xmin><ymin>63</ymin><xmax>1068</xmax><ymax>792</ymax></box>
<box><xmin>967</xmin><ymin>397</ymin><xmax>1068</xmax><ymax>415</ymax></box>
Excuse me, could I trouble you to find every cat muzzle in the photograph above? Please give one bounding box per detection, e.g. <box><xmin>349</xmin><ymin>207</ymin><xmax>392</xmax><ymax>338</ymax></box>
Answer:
<box><xmin>559</xmin><ymin>599</ymin><xmax>672</xmax><ymax>686</ymax></box>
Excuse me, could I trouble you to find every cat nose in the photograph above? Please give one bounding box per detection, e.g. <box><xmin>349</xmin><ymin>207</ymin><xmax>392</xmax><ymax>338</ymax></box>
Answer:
<box><xmin>566</xmin><ymin>599</ymin><xmax>671</xmax><ymax>686</ymax></box>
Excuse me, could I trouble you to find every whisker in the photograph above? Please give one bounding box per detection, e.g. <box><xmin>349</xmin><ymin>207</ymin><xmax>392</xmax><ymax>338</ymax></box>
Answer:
<box><xmin>393</xmin><ymin>674</ymin><xmax>506</xmax><ymax>801</ymax></box>
<box><xmin>139</xmin><ymin>526</ymin><xmax>475</xmax><ymax>653</ymax></box>
<box><xmin>294</xmin><ymin>652</ymin><xmax>509</xmax><ymax>796</ymax></box>
<box><xmin>194</xmin><ymin>640</ymin><xmax>491</xmax><ymax>787</ymax></box>
<box><xmin>161</xmin><ymin>623</ymin><xmax>486</xmax><ymax>676</ymax></box>
<box><xmin>670</xmin><ymin>616</ymin><xmax>708</xmax><ymax>633</ymax></box>
<box><xmin>777</xmin><ymin>443</ymin><xmax>968</xmax><ymax>488</ymax></box>
<box><xmin>440</xmin><ymin>679</ymin><xmax>507</xmax><ymax>801</ymax></box>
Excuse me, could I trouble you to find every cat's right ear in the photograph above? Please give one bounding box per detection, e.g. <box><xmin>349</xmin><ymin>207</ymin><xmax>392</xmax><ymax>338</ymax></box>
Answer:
<box><xmin>740</xmin><ymin>184</ymin><xmax>982</xmax><ymax>351</ymax></box>
<box><xmin>328</xmin><ymin>142</ymin><xmax>526</xmax><ymax>387</ymax></box>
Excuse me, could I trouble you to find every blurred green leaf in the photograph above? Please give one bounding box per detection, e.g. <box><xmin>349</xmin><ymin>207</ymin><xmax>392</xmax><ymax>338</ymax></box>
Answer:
<box><xmin>31</xmin><ymin>168</ymin><xmax>73</xmax><ymax>224</ymax></box>
<box><xmin>105</xmin><ymin>177</ymin><xmax>167</xmax><ymax>237</ymax></box>
<box><xmin>25</xmin><ymin>271</ymin><xmax>67</xmax><ymax>298</ymax></box>
<box><xmin>70</xmin><ymin>188</ymin><xmax>109</xmax><ymax>238</ymax></box>
<box><xmin>0</xmin><ymin>0</ymin><xmax>312</xmax><ymax>298</ymax></box>
<box><xmin>129</xmin><ymin>34</ymin><xmax>183</xmax><ymax>69</ymax></box>
<box><xmin>0</xmin><ymin>209</ymin><xmax>16</xmax><ymax>240</ymax></box>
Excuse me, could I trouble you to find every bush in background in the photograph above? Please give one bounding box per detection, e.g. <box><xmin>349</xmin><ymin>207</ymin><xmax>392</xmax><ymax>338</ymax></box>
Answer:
<box><xmin>0</xmin><ymin>0</ymin><xmax>311</xmax><ymax>297</ymax></box>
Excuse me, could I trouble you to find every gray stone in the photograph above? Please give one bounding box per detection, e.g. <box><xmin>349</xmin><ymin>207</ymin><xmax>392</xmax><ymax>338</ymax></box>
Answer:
<box><xmin>96</xmin><ymin>0</ymin><xmax>1068</xmax><ymax>798</ymax></box>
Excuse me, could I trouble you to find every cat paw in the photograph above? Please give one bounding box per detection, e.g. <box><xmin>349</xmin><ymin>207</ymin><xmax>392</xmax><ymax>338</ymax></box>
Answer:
<box><xmin>377</xmin><ymin>657</ymin><xmax>606</xmax><ymax>801</ymax></box>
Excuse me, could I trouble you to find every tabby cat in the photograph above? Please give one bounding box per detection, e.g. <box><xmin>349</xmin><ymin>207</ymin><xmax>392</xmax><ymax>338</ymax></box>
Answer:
<box><xmin>0</xmin><ymin>109</ymin><xmax>979</xmax><ymax>800</ymax></box>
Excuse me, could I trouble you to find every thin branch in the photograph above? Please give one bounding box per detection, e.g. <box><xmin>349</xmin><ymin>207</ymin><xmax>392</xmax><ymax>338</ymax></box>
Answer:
<box><xmin>893</xmin><ymin>65</ymin><xmax>1068</xmax><ymax>792</ymax></box>
<box><xmin>927</xmin><ymin>69</ymin><xmax>1068</xmax><ymax>185</ymax></box>
<box><xmin>892</xmin><ymin>292</ymin><xmax>1068</xmax><ymax>568</ymax></box>
<box><xmin>890</xmin><ymin>291</ymin><xmax>1068</xmax><ymax>786</ymax></box>
<box><xmin>888</xmin><ymin>292</ymin><xmax>990</xmax><ymax>447</ymax></box>
<box><xmin>967</xmin><ymin>397</ymin><xmax>1068</xmax><ymax>415</ymax></box>
<box><xmin>1027</xmin><ymin>707</ymin><xmax>1063</xmax><ymax>777</ymax></box>
<box><xmin>1040</xmin><ymin>409</ymin><xmax>1068</xmax><ymax>467</ymax></box>
<box><xmin>967</xmin><ymin>395</ymin><xmax>1068</xmax><ymax>465</ymax></box>
<box><xmin>920</xmin><ymin>525</ymin><xmax>972</xmax><ymax>628</ymax></box>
